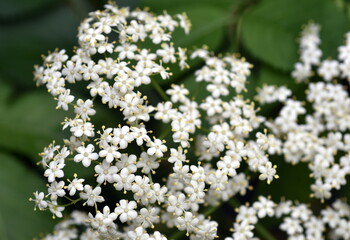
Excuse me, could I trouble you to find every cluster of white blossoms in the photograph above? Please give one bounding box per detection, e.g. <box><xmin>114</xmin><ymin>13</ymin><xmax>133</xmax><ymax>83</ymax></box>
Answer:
<box><xmin>30</xmin><ymin>3</ymin><xmax>280</xmax><ymax>240</ymax></box>
<box><xmin>226</xmin><ymin>197</ymin><xmax>350</xmax><ymax>240</ymax></box>
<box><xmin>258</xmin><ymin>22</ymin><xmax>350</xmax><ymax>203</ymax></box>
<box><xmin>30</xmin><ymin>3</ymin><xmax>350</xmax><ymax>240</ymax></box>
<box><xmin>292</xmin><ymin>21</ymin><xmax>350</xmax><ymax>83</ymax></box>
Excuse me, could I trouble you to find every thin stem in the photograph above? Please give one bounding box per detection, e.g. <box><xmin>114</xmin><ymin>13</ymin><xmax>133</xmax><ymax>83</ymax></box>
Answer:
<box><xmin>59</xmin><ymin>198</ymin><xmax>82</xmax><ymax>207</ymax></box>
<box><xmin>198</xmin><ymin>127</ymin><xmax>211</xmax><ymax>134</ymax></box>
<box><xmin>140</xmin><ymin>145</ymin><xmax>146</xmax><ymax>152</ymax></box>
<box><xmin>254</xmin><ymin>223</ymin><xmax>278</xmax><ymax>240</ymax></box>
<box><xmin>203</xmin><ymin>204</ymin><xmax>220</xmax><ymax>216</ymax></box>
<box><xmin>228</xmin><ymin>198</ymin><xmax>277</xmax><ymax>240</ymax></box>
<box><xmin>64</xmin><ymin>196</ymin><xmax>75</xmax><ymax>202</ymax></box>
<box><xmin>151</xmin><ymin>77</ymin><xmax>170</xmax><ymax>101</ymax></box>
<box><xmin>148</xmin><ymin>173</ymin><xmax>153</xmax><ymax>184</ymax></box>
<box><xmin>158</xmin><ymin>126</ymin><xmax>172</xmax><ymax>139</ymax></box>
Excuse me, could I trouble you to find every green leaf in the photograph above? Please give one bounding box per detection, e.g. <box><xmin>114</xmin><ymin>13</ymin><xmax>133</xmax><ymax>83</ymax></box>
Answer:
<box><xmin>0</xmin><ymin>0</ymin><xmax>56</xmax><ymax>16</ymax></box>
<box><xmin>173</xmin><ymin>6</ymin><xmax>229</xmax><ymax>49</ymax></box>
<box><xmin>0</xmin><ymin>5</ymin><xmax>80</xmax><ymax>88</ymax></box>
<box><xmin>140</xmin><ymin>1</ymin><xmax>231</xmax><ymax>50</ymax></box>
<box><xmin>256</xmin><ymin>65</ymin><xmax>303</xmax><ymax>90</ymax></box>
<box><xmin>0</xmin><ymin>152</ymin><xmax>54</xmax><ymax>239</ymax></box>
<box><xmin>241</xmin><ymin>0</ymin><xmax>349</xmax><ymax>71</ymax></box>
<box><xmin>0</xmin><ymin>81</ymin><xmax>66</xmax><ymax>159</ymax></box>
<box><xmin>141</xmin><ymin>0</ymin><xmax>234</xmax><ymax>12</ymax></box>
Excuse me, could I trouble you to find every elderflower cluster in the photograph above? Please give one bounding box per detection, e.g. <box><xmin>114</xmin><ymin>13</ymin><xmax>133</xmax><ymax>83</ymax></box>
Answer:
<box><xmin>292</xmin><ymin>22</ymin><xmax>350</xmax><ymax>83</ymax></box>
<box><xmin>256</xmin><ymin>22</ymin><xmax>350</xmax><ymax>203</ymax></box>
<box><xmin>291</xmin><ymin>22</ymin><xmax>321</xmax><ymax>82</ymax></box>
<box><xmin>29</xmin><ymin>3</ymin><xmax>350</xmax><ymax>239</ymax></box>
<box><xmin>226</xmin><ymin>197</ymin><xmax>350</xmax><ymax>240</ymax></box>
<box><xmin>31</xmin><ymin>4</ymin><xmax>278</xmax><ymax>240</ymax></box>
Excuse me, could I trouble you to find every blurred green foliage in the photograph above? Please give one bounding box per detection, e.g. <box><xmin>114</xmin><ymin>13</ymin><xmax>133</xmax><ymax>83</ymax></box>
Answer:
<box><xmin>0</xmin><ymin>0</ymin><xmax>349</xmax><ymax>239</ymax></box>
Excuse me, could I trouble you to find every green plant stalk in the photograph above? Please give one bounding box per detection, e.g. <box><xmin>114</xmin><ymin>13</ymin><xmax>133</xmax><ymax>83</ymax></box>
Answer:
<box><xmin>151</xmin><ymin>78</ymin><xmax>170</xmax><ymax>101</ymax></box>
<box><xmin>158</xmin><ymin>126</ymin><xmax>172</xmax><ymax>139</ymax></box>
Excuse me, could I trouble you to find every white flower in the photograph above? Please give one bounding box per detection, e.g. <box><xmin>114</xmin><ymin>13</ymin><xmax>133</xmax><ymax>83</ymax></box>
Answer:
<box><xmin>317</xmin><ymin>59</ymin><xmax>339</xmax><ymax>81</ymax></box>
<box><xmin>74</xmin><ymin>144</ymin><xmax>99</xmax><ymax>167</ymax></box>
<box><xmin>99</xmin><ymin>144</ymin><xmax>121</xmax><ymax>163</ymax></box>
<box><xmin>31</xmin><ymin>191</ymin><xmax>48</xmax><ymax>210</ymax></box>
<box><xmin>253</xmin><ymin>196</ymin><xmax>275</xmax><ymax>218</ymax></box>
<box><xmin>200</xmin><ymin>96</ymin><xmax>223</xmax><ymax>116</ymax></box>
<box><xmin>116</xmin><ymin>154</ymin><xmax>137</xmax><ymax>173</ymax></box>
<box><xmin>126</xmin><ymin>20</ymin><xmax>147</xmax><ymax>42</ymax></box>
<box><xmin>176</xmin><ymin>211</ymin><xmax>199</xmax><ymax>233</ymax></box>
<box><xmin>152</xmin><ymin>183</ymin><xmax>168</xmax><ymax>204</ymax></box>
<box><xmin>167</xmin><ymin>193</ymin><xmax>188</xmax><ymax>216</ymax></box>
<box><xmin>137</xmin><ymin>152</ymin><xmax>159</xmax><ymax>174</ymax></box>
<box><xmin>49</xmin><ymin>201</ymin><xmax>65</xmax><ymax>218</ymax></box>
<box><xmin>94</xmin><ymin>160</ymin><xmax>118</xmax><ymax>184</ymax></box>
<box><xmin>115</xmin><ymin>43</ymin><xmax>137</xmax><ymax>60</ymax></box>
<box><xmin>44</xmin><ymin>160</ymin><xmax>65</xmax><ymax>182</ymax></box>
<box><xmin>80</xmin><ymin>185</ymin><xmax>104</xmax><ymax>206</ymax></box>
<box><xmin>166</xmin><ymin>84</ymin><xmax>189</xmax><ymax>103</ymax></box>
<box><xmin>280</xmin><ymin>217</ymin><xmax>303</xmax><ymax>235</ymax></box>
<box><xmin>74</xmin><ymin>99</ymin><xmax>96</xmax><ymax>120</ymax></box>
<box><xmin>156</xmin><ymin>43</ymin><xmax>176</xmax><ymax>63</ymax></box>
<box><xmin>114</xmin><ymin>199</ymin><xmax>138</xmax><ymax>222</ymax></box>
<box><xmin>67</xmin><ymin>175</ymin><xmax>84</xmax><ymax>196</ymax></box>
<box><xmin>258</xmin><ymin>162</ymin><xmax>278</xmax><ymax>184</ymax></box>
<box><xmin>127</xmin><ymin>226</ymin><xmax>149</xmax><ymax>240</ymax></box>
<box><xmin>236</xmin><ymin>206</ymin><xmax>258</xmax><ymax>224</ymax></box>
<box><xmin>69</xmin><ymin>119</ymin><xmax>95</xmax><ymax>138</ymax></box>
<box><xmin>135</xmin><ymin>207</ymin><xmax>160</xmax><ymax>228</ymax></box>
<box><xmin>56</xmin><ymin>89</ymin><xmax>75</xmax><ymax>111</ymax></box>
<box><xmin>62</xmin><ymin>60</ymin><xmax>82</xmax><ymax>83</ymax></box>
<box><xmin>112</xmin><ymin>126</ymin><xmax>134</xmax><ymax>149</ymax></box>
<box><xmin>90</xmin><ymin>206</ymin><xmax>117</xmax><ymax>233</ymax></box>
<box><xmin>311</xmin><ymin>179</ymin><xmax>332</xmax><ymax>201</ymax></box>
<box><xmin>113</xmin><ymin>168</ymin><xmax>135</xmax><ymax>193</ymax></box>
<box><xmin>232</xmin><ymin>220</ymin><xmax>254</xmax><ymax>240</ymax></box>
<box><xmin>48</xmin><ymin>181</ymin><xmax>66</xmax><ymax>201</ymax></box>
<box><xmin>155</xmin><ymin>101</ymin><xmax>176</xmax><ymax>123</ymax></box>
<box><xmin>147</xmin><ymin>138</ymin><xmax>167</xmax><ymax>158</ymax></box>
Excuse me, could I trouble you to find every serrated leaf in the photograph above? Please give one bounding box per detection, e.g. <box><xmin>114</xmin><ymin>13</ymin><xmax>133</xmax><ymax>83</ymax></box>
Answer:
<box><xmin>241</xmin><ymin>0</ymin><xmax>349</xmax><ymax>71</ymax></box>
<box><xmin>0</xmin><ymin>152</ymin><xmax>54</xmax><ymax>239</ymax></box>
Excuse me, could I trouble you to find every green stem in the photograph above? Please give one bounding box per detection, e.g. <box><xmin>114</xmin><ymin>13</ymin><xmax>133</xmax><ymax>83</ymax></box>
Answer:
<box><xmin>228</xmin><ymin>198</ymin><xmax>277</xmax><ymax>240</ymax></box>
<box><xmin>203</xmin><ymin>204</ymin><xmax>220</xmax><ymax>216</ymax></box>
<box><xmin>198</xmin><ymin>127</ymin><xmax>211</xmax><ymax>134</ymax></box>
<box><xmin>254</xmin><ymin>223</ymin><xmax>277</xmax><ymax>240</ymax></box>
<box><xmin>148</xmin><ymin>173</ymin><xmax>153</xmax><ymax>184</ymax></box>
<box><xmin>151</xmin><ymin>78</ymin><xmax>170</xmax><ymax>101</ymax></box>
<box><xmin>59</xmin><ymin>198</ymin><xmax>82</xmax><ymax>207</ymax></box>
<box><xmin>140</xmin><ymin>145</ymin><xmax>146</xmax><ymax>152</ymax></box>
<box><xmin>158</xmin><ymin>126</ymin><xmax>172</xmax><ymax>139</ymax></box>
